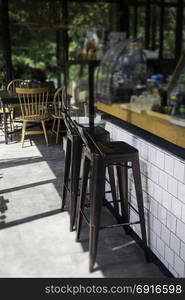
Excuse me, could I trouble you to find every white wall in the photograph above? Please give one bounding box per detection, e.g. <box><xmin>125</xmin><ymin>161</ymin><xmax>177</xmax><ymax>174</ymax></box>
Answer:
<box><xmin>105</xmin><ymin>121</ymin><xmax>185</xmax><ymax>278</ymax></box>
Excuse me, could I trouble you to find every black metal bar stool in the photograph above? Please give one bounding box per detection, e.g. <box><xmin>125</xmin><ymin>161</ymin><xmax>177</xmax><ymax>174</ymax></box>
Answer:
<box><xmin>75</xmin><ymin>124</ymin><xmax>150</xmax><ymax>272</ymax></box>
<box><xmin>61</xmin><ymin>113</ymin><xmax>82</xmax><ymax>232</ymax></box>
<box><xmin>61</xmin><ymin>112</ymin><xmax>114</xmax><ymax>232</ymax></box>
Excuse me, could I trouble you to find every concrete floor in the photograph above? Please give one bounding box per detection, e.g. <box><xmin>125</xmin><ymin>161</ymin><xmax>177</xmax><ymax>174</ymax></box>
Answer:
<box><xmin>0</xmin><ymin>130</ymin><xmax>167</xmax><ymax>277</ymax></box>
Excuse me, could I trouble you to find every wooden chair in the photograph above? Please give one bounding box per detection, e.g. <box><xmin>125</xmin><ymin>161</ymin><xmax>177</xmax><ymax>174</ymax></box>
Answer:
<box><xmin>7</xmin><ymin>79</ymin><xmax>29</xmax><ymax>131</ymax></box>
<box><xmin>7</xmin><ymin>79</ymin><xmax>26</xmax><ymax>94</ymax></box>
<box><xmin>16</xmin><ymin>87</ymin><xmax>50</xmax><ymax>147</ymax></box>
<box><xmin>51</xmin><ymin>87</ymin><xmax>66</xmax><ymax>144</ymax></box>
<box><xmin>0</xmin><ymin>107</ymin><xmax>12</xmax><ymax>133</ymax></box>
<box><xmin>0</xmin><ymin>79</ymin><xmax>24</xmax><ymax>133</ymax></box>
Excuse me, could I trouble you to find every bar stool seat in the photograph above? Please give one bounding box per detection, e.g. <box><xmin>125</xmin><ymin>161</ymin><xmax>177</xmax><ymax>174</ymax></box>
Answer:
<box><xmin>75</xmin><ymin>124</ymin><xmax>150</xmax><ymax>272</ymax></box>
<box><xmin>95</xmin><ymin>141</ymin><xmax>138</xmax><ymax>155</ymax></box>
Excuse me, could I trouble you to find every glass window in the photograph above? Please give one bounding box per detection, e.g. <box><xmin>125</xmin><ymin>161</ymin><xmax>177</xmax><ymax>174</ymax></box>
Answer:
<box><xmin>96</xmin><ymin>39</ymin><xmax>147</xmax><ymax>104</ymax></box>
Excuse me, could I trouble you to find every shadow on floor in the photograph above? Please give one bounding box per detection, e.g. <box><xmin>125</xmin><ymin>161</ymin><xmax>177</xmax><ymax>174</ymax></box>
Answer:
<box><xmin>0</xmin><ymin>129</ymin><xmax>65</xmax><ymax>229</ymax></box>
<box><xmin>73</xmin><ymin>205</ymin><xmax>169</xmax><ymax>278</ymax></box>
<box><xmin>0</xmin><ymin>130</ymin><xmax>170</xmax><ymax>278</ymax></box>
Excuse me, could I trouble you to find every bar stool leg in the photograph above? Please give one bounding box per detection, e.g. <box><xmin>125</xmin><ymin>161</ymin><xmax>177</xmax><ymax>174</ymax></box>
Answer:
<box><xmin>69</xmin><ymin>136</ymin><xmax>83</xmax><ymax>231</ymax></box>
<box><xmin>132</xmin><ymin>157</ymin><xmax>150</xmax><ymax>261</ymax></box>
<box><xmin>107</xmin><ymin>165</ymin><xmax>119</xmax><ymax>218</ymax></box>
<box><xmin>61</xmin><ymin>137</ymin><xmax>71</xmax><ymax>211</ymax></box>
<box><xmin>117</xmin><ymin>164</ymin><xmax>130</xmax><ymax>234</ymax></box>
<box><xmin>76</xmin><ymin>155</ymin><xmax>90</xmax><ymax>242</ymax></box>
<box><xmin>89</xmin><ymin>155</ymin><xmax>105</xmax><ymax>272</ymax></box>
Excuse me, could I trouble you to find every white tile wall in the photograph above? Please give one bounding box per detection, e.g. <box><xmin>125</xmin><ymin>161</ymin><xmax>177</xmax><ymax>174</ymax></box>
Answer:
<box><xmin>166</xmin><ymin>212</ymin><xmax>177</xmax><ymax>233</ymax></box>
<box><xmin>156</xmin><ymin>150</ymin><xmax>165</xmax><ymax>169</ymax></box>
<box><xmin>159</xmin><ymin>170</ymin><xmax>168</xmax><ymax>190</ymax></box>
<box><xmin>181</xmin><ymin>204</ymin><xmax>185</xmax><ymax>221</ymax></box>
<box><xmin>171</xmin><ymin>197</ymin><xmax>182</xmax><ymax>219</ymax></box>
<box><xmin>140</xmin><ymin>161</ymin><xmax>148</xmax><ymax>177</ymax></box>
<box><xmin>105</xmin><ymin>121</ymin><xmax>185</xmax><ymax>277</ymax></box>
<box><xmin>147</xmin><ymin>179</ymin><xmax>154</xmax><ymax>198</ymax></box>
<box><xmin>157</xmin><ymin>204</ymin><xmax>167</xmax><ymax>225</ymax></box>
<box><xmin>143</xmin><ymin>191</ymin><xmax>150</xmax><ymax>210</ymax></box>
<box><xmin>149</xmin><ymin>198</ymin><xmax>158</xmax><ymax>217</ymax></box>
<box><xmin>164</xmin><ymin>245</ymin><xmax>174</xmax><ymax>266</ymax></box>
<box><xmin>180</xmin><ymin>242</ymin><xmax>185</xmax><ymax>262</ymax></box>
<box><xmin>153</xmin><ymin>216</ymin><xmax>162</xmax><ymax>236</ymax></box>
<box><xmin>148</xmin><ymin>213</ymin><xmax>154</xmax><ymax>231</ymax></box>
<box><xmin>164</xmin><ymin>155</ymin><xmax>174</xmax><ymax>176</ymax></box>
<box><xmin>150</xmin><ymin>165</ymin><xmax>159</xmax><ymax>184</ymax></box>
<box><xmin>174</xmin><ymin>160</ymin><xmax>185</xmax><ymax>183</ymax></box>
<box><xmin>170</xmin><ymin>232</ymin><xmax>180</xmax><ymax>255</ymax></box>
<box><xmin>176</xmin><ymin>220</ymin><xmax>185</xmax><ymax>243</ymax></box>
<box><xmin>174</xmin><ymin>255</ymin><xmax>185</xmax><ymax>277</ymax></box>
<box><xmin>167</xmin><ymin>176</ymin><xmax>178</xmax><ymax>198</ymax></box>
<box><xmin>149</xmin><ymin>229</ymin><xmax>157</xmax><ymax>249</ymax></box>
<box><xmin>156</xmin><ymin>237</ymin><xmax>165</xmax><ymax>258</ymax></box>
<box><xmin>162</xmin><ymin>190</ymin><xmax>172</xmax><ymax>211</ymax></box>
<box><xmin>148</xmin><ymin>146</ymin><xmax>156</xmax><ymax>165</ymax></box>
<box><xmin>154</xmin><ymin>184</ymin><xmax>163</xmax><ymax>204</ymax></box>
<box><xmin>178</xmin><ymin>182</ymin><xmax>185</xmax><ymax>204</ymax></box>
<box><xmin>161</xmin><ymin>225</ymin><xmax>170</xmax><ymax>246</ymax></box>
<box><xmin>140</xmin><ymin>141</ymin><xmax>148</xmax><ymax>161</ymax></box>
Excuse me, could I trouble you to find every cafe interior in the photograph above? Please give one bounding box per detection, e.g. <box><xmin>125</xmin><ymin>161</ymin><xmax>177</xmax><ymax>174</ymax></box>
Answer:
<box><xmin>0</xmin><ymin>0</ymin><xmax>185</xmax><ymax>278</ymax></box>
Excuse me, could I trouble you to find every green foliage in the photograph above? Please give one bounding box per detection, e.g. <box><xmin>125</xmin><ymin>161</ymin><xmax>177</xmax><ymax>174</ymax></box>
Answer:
<box><xmin>2</xmin><ymin>0</ymin><xmax>181</xmax><ymax>87</ymax></box>
<box><xmin>3</xmin><ymin>0</ymin><xmax>110</xmax><ymax>84</ymax></box>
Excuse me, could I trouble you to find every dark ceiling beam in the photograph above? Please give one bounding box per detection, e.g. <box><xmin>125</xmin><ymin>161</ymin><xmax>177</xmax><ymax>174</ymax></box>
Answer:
<box><xmin>126</xmin><ymin>0</ymin><xmax>178</xmax><ymax>6</ymax></box>
<box><xmin>73</xmin><ymin>0</ymin><xmax>118</xmax><ymax>1</ymax></box>
<box><xmin>38</xmin><ymin>0</ymin><xmax>121</xmax><ymax>2</ymax></box>
<box><xmin>38</xmin><ymin>0</ymin><xmax>178</xmax><ymax>4</ymax></box>
<box><xmin>36</xmin><ymin>0</ymin><xmax>179</xmax><ymax>7</ymax></box>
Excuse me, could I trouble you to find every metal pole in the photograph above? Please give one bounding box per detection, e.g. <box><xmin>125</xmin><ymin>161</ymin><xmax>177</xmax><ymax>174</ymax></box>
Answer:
<box><xmin>1</xmin><ymin>0</ymin><xmax>13</xmax><ymax>85</ymax></box>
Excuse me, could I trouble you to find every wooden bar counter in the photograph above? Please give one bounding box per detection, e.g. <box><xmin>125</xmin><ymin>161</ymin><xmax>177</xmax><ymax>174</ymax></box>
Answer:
<box><xmin>96</xmin><ymin>101</ymin><xmax>185</xmax><ymax>149</ymax></box>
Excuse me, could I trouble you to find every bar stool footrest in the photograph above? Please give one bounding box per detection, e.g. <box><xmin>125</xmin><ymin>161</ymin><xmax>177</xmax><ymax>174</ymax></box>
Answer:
<box><xmin>99</xmin><ymin>220</ymin><xmax>140</xmax><ymax>230</ymax></box>
<box><xmin>128</xmin><ymin>202</ymin><xmax>139</xmax><ymax>215</ymax></box>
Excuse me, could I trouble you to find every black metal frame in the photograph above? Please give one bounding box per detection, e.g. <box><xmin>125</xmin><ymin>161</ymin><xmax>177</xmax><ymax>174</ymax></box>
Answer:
<box><xmin>75</xmin><ymin>125</ymin><xmax>150</xmax><ymax>272</ymax></box>
<box><xmin>61</xmin><ymin>111</ymin><xmax>111</xmax><ymax>232</ymax></box>
<box><xmin>65</xmin><ymin>60</ymin><xmax>100</xmax><ymax>128</ymax></box>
